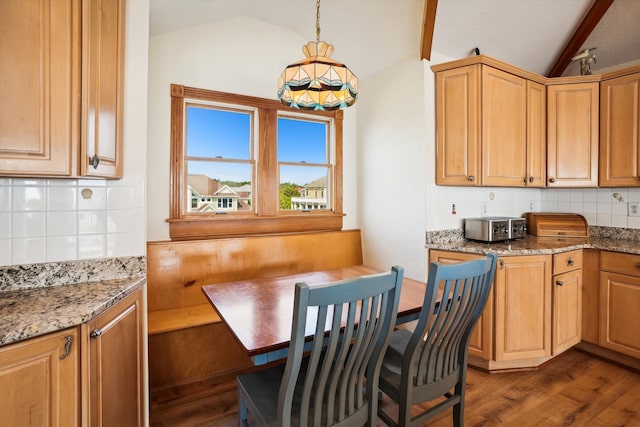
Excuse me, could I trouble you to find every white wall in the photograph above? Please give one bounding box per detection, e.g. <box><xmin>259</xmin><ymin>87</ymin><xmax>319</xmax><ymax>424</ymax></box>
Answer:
<box><xmin>0</xmin><ymin>1</ymin><xmax>149</xmax><ymax>266</ymax></box>
<box><xmin>146</xmin><ymin>16</ymin><xmax>358</xmax><ymax>242</ymax></box>
<box><xmin>356</xmin><ymin>57</ymin><xmax>428</xmax><ymax>282</ymax></box>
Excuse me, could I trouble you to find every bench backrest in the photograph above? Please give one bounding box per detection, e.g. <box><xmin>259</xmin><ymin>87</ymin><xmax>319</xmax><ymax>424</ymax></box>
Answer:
<box><xmin>146</xmin><ymin>230</ymin><xmax>363</xmax><ymax>312</ymax></box>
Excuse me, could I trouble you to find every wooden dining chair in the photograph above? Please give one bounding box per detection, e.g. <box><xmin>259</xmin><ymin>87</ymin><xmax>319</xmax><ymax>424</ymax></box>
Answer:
<box><xmin>376</xmin><ymin>253</ymin><xmax>497</xmax><ymax>427</ymax></box>
<box><xmin>236</xmin><ymin>266</ymin><xmax>404</xmax><ymax>427</ymax></box>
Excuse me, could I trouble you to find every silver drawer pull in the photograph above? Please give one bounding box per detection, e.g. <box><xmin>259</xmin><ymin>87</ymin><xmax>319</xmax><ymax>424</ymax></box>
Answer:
<box><xmin>59</xmin><ymin>336</ymin><xmax>73</xmax><ymax>360</ymax></box>
<box><xmin>567</xmin><ymin>258</ymin><xmax>574</xmax><ymax>267</ymax></box>
<box><xmin>90</xmin><ymin>329</ymin><xmax>102</xmax><ymax>339</ymax></box>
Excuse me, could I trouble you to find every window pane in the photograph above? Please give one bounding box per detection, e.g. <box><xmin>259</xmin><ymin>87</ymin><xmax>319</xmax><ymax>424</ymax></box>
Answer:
<box><xmin>280</xmin><ymin>165</ymin><xmax>329</xmax><ymax>211</ymax></box>
<box><xmin>277</xmin><ymin>117</ymin><xmax>327</xmax><ymax>163</ymax></box>
<box><xmin>187</xmin><ymin>160</ymin><xmax>252</xmax><ymax>213</ymax></box>
<box><xmin>186</xmin><ymin>106</ymin><xmax>251</xmax><ymax>159</ymax></box>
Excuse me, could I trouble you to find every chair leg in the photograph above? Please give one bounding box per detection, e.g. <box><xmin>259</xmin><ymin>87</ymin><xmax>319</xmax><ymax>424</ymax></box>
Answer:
<box><xmin>238</xmin><ymin>383</ymin><xmax>249</xmax><ymax>427</ymax></box>
<box><xmin>452</xmin><ymin>400</ymin><xmax>464</xmax><ymax>427</ymax></box>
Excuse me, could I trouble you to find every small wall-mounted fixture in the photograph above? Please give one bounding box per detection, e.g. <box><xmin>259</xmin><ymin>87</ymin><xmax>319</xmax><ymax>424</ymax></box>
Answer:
<box><xmin>613</xmin><ymin>192</ymin><xmax>624</xmax><ymax>202</ymax></box>
<box><xmin>571</xmin><ymin>47</ymin><xmax>597</xmax><ymax>75</ymax></box>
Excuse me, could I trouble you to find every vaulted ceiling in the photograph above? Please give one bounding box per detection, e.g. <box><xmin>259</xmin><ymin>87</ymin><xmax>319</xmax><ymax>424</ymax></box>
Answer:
<box><xmin>149</xmin><ymin>0</ymin><xmax>640</xmax><ymax>79</ymax></box>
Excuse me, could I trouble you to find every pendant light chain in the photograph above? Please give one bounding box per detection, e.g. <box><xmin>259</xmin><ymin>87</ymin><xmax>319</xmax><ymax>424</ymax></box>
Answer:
<box><xmin>315</xmin><ymin>0</ymin><xmax>321</xmax><ymax>43</ymax></box>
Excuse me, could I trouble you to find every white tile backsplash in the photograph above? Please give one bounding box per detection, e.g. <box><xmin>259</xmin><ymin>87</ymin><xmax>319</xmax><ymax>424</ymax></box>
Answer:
<box><xmin>46</xmin><ymin>236</ymin><xmax>77</xmax><ymax>262</ymax></box>
<box><xmin>12</xmin><ymin>238</ymin><xmax>45</xmax><ymax>264</ymax></box>
<box><xmin>47</xmin><ymin>187</ymin><xmax>77</xmax><ymax>211</ymax></box>
<box><xmin>12</xmin><ymin>212</ymin><xmax>45</xmax><ymax>238</ymax></box>
<box><xmin>107</xmin><ymin>186</ymin><xmax>133</xmax><ymax>210</ymax></box>
<box><xmin>77</xmin><ymin>234</ymin><xmax>106</xmax><ymax>259</ymax></box>
<box><xmin>0</xmin><ymin>178</ymin><xmax>145</xmax><ymax>266</ymax></box>
<box><xmin>0</xmin><ymin>186</ymin><xmax>11</xmax><ymax>211</ymax></box>
<box><xmin>12</xmin><ymin>186</ymin><xmax>45</xmax><ymax>211</ymax></box>
<box><xmin>78</xmin><ymin>210</ymin><xmax>107</xmax><ymax>234</ymax></box>
<box><xmin>78</xmin><ymin>187</ymin><xmax>107</xmax><ymax>210</ymax></box>
<box><xmin>46</xmin><ymin>211</ymin><xmax>77</xmax><ymax>236</ymax></box>
<box><xmin>0</xmin><ymin>213</ymin><xmax>10</xmax><ymax>239</ymax></box>
<box><xmin>428</xmin><ymin>185</ymin><xmax>640</xmax><ymax>232</ymax></box>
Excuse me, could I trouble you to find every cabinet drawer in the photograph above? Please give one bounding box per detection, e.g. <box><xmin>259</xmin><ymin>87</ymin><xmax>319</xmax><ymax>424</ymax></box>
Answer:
<box><xmin>601</xmin><ymin>251</ymin><xmax>640</xmax><ymax>276</ymax></box>
<box><xmin>553</xmin><ymin>250</ymin><xmax>582</xmax><ymax>275</ymax></box>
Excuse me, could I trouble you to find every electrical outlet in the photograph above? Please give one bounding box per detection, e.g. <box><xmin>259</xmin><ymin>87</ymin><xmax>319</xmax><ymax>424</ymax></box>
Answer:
<box><xmin>628</xmin><ymin>202</ymin><xmax>640</xmax><ymax>217</ymax></box>
<box><xmin>480</xmin><ymin>203</ymin><xmax>488</xmax><ymax>216</ymax></box>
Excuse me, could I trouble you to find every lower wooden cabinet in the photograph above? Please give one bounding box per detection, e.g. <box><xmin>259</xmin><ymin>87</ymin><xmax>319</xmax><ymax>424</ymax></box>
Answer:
<box><xmin>552</xmin><ymin>250</ymin><xmax>582</xmax><ymax>355</ymax></box>
<box><xmin>494</xmin><ymin>255</ymin><xmax>552</xmax><ymax>361</ymax></box>
<box><xmin>0</xmin><ymin>287</ymin><xmax>144</xmax><ymax>426</ymax></box>
<box><xmin>600</xmin><ymin>251</ymin><xmax>640</xmax><ymax>359</ymax></box>
<box><xmin>82</xmin><ymin>289</ymin><xmax>144</xmax><ymax>427</ymax></box>
<box><xmin>0</xmin><ymin>328</ymin><xmax>80</xmax><ymax>426</ymax></box>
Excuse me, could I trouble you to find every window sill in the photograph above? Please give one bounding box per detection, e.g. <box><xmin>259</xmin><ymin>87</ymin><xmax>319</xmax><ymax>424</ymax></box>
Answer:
<box><xmin>167</xmin><ymin>213</ymin><xmax>345</xmax><ymax>240</ymax></box>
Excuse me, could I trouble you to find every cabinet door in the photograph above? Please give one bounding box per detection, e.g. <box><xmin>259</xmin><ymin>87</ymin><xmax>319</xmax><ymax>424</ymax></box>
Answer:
<box><xmin>0</xmin><ymin>0</ymin><xmax>80</xmax><ymax>176</ymax></box>
<box><xmin>599</xmin><ymin>271</ymin><xmax>640</xmax><ymax>359</ymax></box>
<box><xmin>552</xmin><ymin>269</ymin><xmax>582</xmax><ymax>355</ymax></box>
<box><xmin>83</xmin><ymin>289</ymin><xmax>144</xmax><ymax>427</ymax></box>
<box><xmin>435</xmin><ymin>65</ymin><xmax>480</xmax><ymax>185</ymax></box>
<box><xmin>547</xmin><ymin>82</ymin><xmax>599</xmax><ymax>187</ymax></box>
<box><xmin>428</xmin><ymin>250</ymin><xmax>492</xmax><ymax>360</ymax></box>
<box><xmin>494</xmin><ymin>255</ymin><xmax>551</xmax><ymax>361</ymax></box>
<box><xmin>81</xmin><ymin>0</ymin><xmax>124</xmax><ymax>178</ymax></box>
<box><xmin>599</xmin><ymin>72</ymin><xmax>640</xmax><ymax>187</ymax></box>
<box><xmin>481</xmin><ymin>66</ymin><xmax>527</xmax><ymax>186</ymax></box>
<box><xmin>0</xmin><ymin>328</ymin><xmax>79</xmax><ymax>426</ymax></box>
<box><xmin>526</xmin><ymin>80</ymin><xmax>546</xmax><ymax>187</ymax></box>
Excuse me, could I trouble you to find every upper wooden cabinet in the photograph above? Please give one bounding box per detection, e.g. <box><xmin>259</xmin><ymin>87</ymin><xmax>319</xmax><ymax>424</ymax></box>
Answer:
<box><xmin>599</xmin><ymin>70</ymin><xmax>640</xmax><ymax>187</ymax></box>
<box><xmin>434</xmin><ymin>57</ymin><xmax>546</xmax><ymax>187</ymax></box>
<box><xmin>547</xmin><ymin>82</ymin><xmax>599</xmax><ymax>187</ymax></box>
<box><xmin>0</xmin><ymin>0</ymin><xmax>124</xmax><ymax>178</ymax></box>
<box><xmin>435</xmin><ymin>64</ymin><xmax>481</xmax><ymax>185</ymax></box>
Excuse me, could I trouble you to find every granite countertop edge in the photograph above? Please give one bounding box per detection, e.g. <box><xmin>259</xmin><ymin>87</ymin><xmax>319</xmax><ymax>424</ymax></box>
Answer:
<box><xmin>0</xmin><ymin>276</ymin><xmax>146</xmax><ymax>347</ymax></box>
<box><xmin>426</xmin><ymin>236</ymin><xmax>640</xmax><ymax>256</ymax></box>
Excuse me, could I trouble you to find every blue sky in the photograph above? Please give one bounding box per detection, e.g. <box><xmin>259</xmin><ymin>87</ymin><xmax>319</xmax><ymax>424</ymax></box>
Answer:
<box><xmin>186</xmin><ymin>107</ymin><xmax>328</xmax><ymax>185</ymax></box>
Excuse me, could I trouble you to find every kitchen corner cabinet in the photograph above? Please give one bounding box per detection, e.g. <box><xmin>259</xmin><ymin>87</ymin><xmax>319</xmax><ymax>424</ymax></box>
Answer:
<box><xmin>552</xmin><ymin>250</ymin><xmax>582</xmax><ymax>355</ymax></box>
<box><xmin>0</xmin><ymin>328</ymin><xmax>79</xmax><ymax>426</ymax></box>
<box><xmin>0</xmin><ymin>0</ymin><xmax>124</xmax><ymax>178</ymax></box>
<box><xmin>547</xmin><ymin>82</ymin><xmax>599</xmax><ymax>187</ymax></box>
<box><xmin>82</xmin><ymin>289</ymin><xmax>144</xmax><ymax>427</ymax></box>
<box><xmin>434</xmin><ymin>60</ymin><xmax>545</xmax><ymax>187</ymax></box>
<box><xmin>599</xmin><ymin>251</ymin><xmax>640</xmax><ymax>359</ymax></box>
<box><xmin>494</xmin><ymin>255</ymin><xmax>552</xmax><ymax>361</ymax></box>
<box><xmin>599</xmin><ymin>70</ymin><xmax>640</xmax><ymax>187</ymax></box>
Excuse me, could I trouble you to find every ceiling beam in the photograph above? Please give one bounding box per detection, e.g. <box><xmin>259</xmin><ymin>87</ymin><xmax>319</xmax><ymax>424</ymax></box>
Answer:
<box><xmin>421</xmin><ymin>0</ymin><xmax>438</xmax><ymax>61</ymax></box>
<box><xmin>546</xmin><ymin>0</ymin><xmax>614</xmax><ymax>77</ymax></box>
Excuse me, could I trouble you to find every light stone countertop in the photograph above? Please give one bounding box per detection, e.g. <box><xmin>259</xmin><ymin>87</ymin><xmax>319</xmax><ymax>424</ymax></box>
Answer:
<box><xmin>0</xmin><ymin>256</ymin><xmax>146</xmax><ymax>347</ymax></box>
<box><xmin>0</xmin><ymin>276</ymin><xmax>145</xmax><ymax>346</ymax></box>
<box><xmin>426</xmin><ymin>235</ymin><xmax>640</xmax><ymax>256</ymax></box>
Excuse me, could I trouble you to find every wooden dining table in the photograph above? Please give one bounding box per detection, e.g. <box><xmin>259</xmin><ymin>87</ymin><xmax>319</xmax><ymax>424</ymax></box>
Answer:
<box><xmin>202</xmin><ymin>265</ymin><xmax>427</xmax><ymax>365</ymax></box>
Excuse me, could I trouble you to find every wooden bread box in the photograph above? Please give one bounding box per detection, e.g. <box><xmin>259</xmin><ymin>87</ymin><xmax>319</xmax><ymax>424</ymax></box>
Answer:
<box><xmin>525</xmin><ymin>212</ymin><xmax>589</xmax><ymax>237</ymax></box>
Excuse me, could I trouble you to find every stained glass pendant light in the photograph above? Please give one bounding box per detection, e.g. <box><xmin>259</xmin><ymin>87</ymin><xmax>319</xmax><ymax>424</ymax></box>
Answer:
<box><xmin>277</xmin><ymin>0</ymin><xmax>358</xmax><ymax>111</ymax></box>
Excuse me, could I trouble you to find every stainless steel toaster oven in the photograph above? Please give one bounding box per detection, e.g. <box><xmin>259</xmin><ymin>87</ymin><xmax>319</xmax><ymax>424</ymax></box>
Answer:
<box><xmin>464</xmin><ymin>217</ymin><xmax>526</xmax><ymax>242</ymax></box>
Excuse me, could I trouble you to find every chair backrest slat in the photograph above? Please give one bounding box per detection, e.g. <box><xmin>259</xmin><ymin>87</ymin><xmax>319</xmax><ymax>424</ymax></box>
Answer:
<box><xmin>404</xmin><ymin>254</ymin><xmax>497</xmax><ymax>390</ymax></box>
<box><xmin>277</xmin><ymin>267</ymin><xmax>404</xmax><ymax>427</ymax></box>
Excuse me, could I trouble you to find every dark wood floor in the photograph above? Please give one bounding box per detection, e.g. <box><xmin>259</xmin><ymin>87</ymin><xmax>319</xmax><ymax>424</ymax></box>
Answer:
<box><xmin>150</xmin><ymin>349</ymin><xmax>640</xmax><ymax>426</ymax></box>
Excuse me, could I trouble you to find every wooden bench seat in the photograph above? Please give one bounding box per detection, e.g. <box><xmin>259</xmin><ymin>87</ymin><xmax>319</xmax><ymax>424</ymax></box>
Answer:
<box><xmin>148</xmin><ymin>304</ymin><xmax>221</xmax><ymax>335</ymax></box>
<box><xmin>146</xmin><ymin>229</ymin><xmax>364</xmax><ymax>391</ymax></box>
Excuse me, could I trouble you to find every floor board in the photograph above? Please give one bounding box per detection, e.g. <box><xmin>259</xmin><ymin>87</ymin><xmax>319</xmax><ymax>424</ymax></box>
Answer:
<box><xmin>150</xmin><ymin>349</ymin><xmax>640</xmax><ymax>426</ymax></box>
